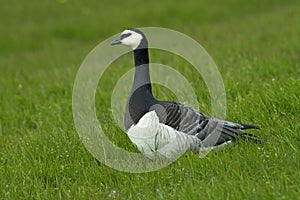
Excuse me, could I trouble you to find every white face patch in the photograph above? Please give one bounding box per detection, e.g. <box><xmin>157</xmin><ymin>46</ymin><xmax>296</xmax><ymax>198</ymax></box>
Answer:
<box><xmin>120</xmin><ymin>29</ymin><xmax>143</xmax><ymax>50</ymax></box>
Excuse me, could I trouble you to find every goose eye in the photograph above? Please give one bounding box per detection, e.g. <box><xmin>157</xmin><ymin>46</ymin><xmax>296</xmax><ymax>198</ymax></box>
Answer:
<box><xmin>121</xmin><ymin>33</ymin><xmax>132</xmax><ymax>40</ymax></box>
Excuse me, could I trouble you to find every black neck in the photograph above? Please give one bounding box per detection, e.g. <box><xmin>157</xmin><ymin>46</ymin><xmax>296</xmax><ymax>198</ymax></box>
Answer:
<box><xmin>132</xmin><ymin>48</ymin><xmax>152</xmax><ymax>93</ymax></box>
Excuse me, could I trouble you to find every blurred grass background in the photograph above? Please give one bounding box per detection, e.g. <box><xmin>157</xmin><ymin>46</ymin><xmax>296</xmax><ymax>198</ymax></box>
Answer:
<box><xmin>0</xmin><ymin>0</ymin><xmax>299</xmax><ymax>199</ymax></box>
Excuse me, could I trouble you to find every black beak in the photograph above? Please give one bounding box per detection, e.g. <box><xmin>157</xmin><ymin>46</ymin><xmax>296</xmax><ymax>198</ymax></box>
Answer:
<box><xmin>111</xmin><ymin>37</ymin><xmax>122</xmax><ymax>45</ymax></box>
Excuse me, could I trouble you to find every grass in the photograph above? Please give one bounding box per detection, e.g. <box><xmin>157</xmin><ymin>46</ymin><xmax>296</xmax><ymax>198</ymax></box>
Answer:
<box><xmin>0</xmin><ymin>0</ymin><xmax>299</xmax><ymax>199</ymax></box>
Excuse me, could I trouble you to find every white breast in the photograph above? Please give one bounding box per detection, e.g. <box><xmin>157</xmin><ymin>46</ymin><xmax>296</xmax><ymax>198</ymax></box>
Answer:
<box><xmin>127</xmin><ymin>111</ymin><xmax>203</xmax><ymax>160</ymax></box>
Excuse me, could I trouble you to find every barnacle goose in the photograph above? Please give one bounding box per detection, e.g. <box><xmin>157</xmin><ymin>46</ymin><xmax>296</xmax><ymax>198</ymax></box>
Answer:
<box><xmin>111</xmin><ymin>28</ymin><xmax>260</xmax><ymax>160</ymax></box>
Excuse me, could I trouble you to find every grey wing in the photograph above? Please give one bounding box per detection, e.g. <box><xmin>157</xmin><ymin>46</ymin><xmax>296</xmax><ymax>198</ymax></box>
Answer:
<box><xmin>151</xmin><ymin>101</ymin><xmax>261</xmax><ymax>147</ymax></box>
<box><xmin>151</xmin><ymin>101</ymin><xmax>209</xmax><ymax>135</ymax></box>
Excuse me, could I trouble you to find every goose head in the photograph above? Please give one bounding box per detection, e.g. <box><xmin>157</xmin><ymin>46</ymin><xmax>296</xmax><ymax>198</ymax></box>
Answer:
<box><xmin>111</xmin><ymin>29</ymin><xmax>148</xmax><ymax>50</ymax></box>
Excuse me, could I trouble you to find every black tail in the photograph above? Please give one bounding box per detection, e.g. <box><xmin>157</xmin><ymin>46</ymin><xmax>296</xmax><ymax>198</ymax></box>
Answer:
<box><xmin>241</xmin><ymin>123</ymin><xmax>260</xmax><ymax>130</ymax></box>
<box><xmin>201</xmin><ymin>120</ymin><xmax>262</xmax><ymax>147</ymax></box>
<box><xmin>223</xmin><ymin>123</ymin><xmax>262</xmax><ymax>144</ymax></box>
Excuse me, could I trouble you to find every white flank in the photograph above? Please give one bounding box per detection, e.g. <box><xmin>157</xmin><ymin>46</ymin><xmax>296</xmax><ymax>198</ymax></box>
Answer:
<box><xmin>127</xmin><ymin>111</ymin><xmax>202</xmax><ymax>160</ymax></box>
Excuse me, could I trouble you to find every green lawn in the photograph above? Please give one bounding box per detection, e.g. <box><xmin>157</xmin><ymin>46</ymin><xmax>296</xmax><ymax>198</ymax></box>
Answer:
<box><xmin>1</xmin><ymin>0</ymin><xmax>299</xmax><ymax>199</ymax></box>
